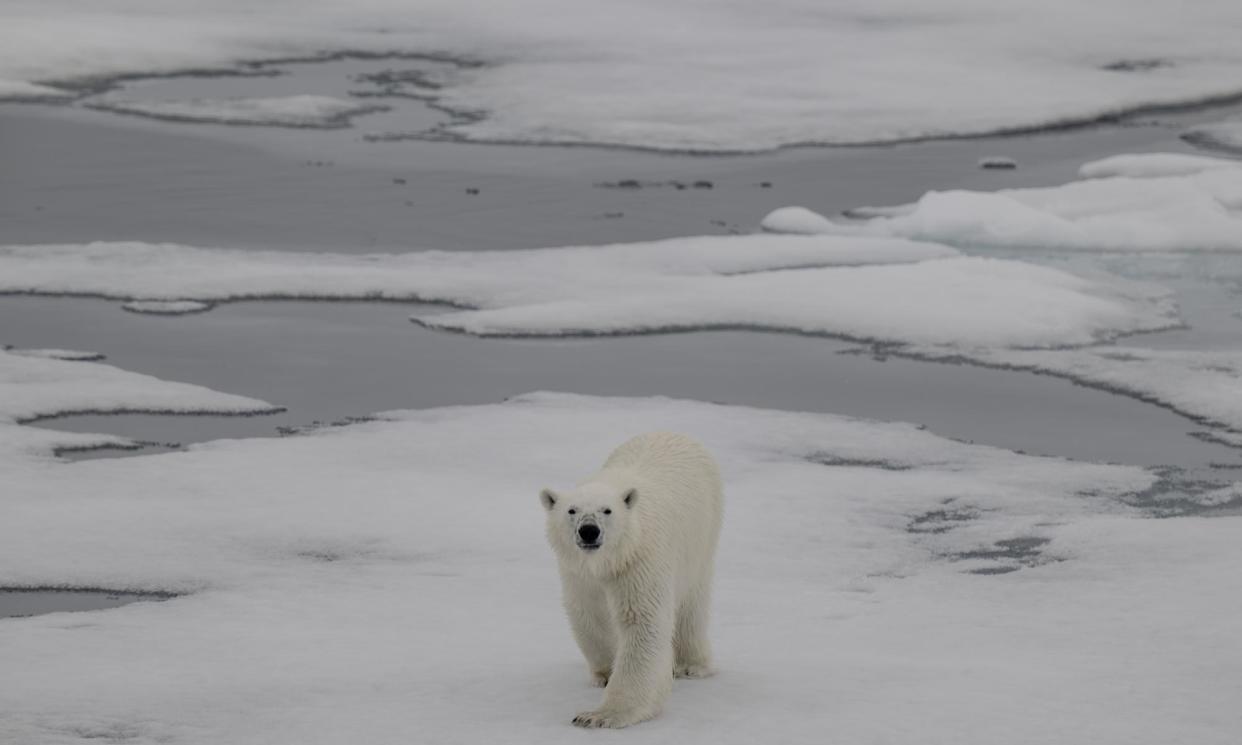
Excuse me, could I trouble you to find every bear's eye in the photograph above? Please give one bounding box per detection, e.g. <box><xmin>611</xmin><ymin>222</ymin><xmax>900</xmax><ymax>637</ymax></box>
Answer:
<box><xmin>567</xmin><ymin>508</ymin><xmax>576</xmax><ymax>515</ymax></box>
<box><xmin>602</xmin><ymin>508</ymin><xmax>612</xmax><ymax>515</ymax></box>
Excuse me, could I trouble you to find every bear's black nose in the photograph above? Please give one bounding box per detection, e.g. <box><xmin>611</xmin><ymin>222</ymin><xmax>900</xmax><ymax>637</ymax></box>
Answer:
<box><xmin>578</xmin><ymin>524</ymin><xmax>601</xmax><ymax>543</ymax></box>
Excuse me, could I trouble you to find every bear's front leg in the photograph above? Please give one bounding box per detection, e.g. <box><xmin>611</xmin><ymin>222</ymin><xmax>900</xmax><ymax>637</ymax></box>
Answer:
<box><xmin>573</xmin><ymin>579</ymin><xmax>674</xmax><ymax>729</ymax></box>
<box><xmin>561</xmin><ymin>572</ymin><xmax>616</xmax><ymax>687</ymax></box>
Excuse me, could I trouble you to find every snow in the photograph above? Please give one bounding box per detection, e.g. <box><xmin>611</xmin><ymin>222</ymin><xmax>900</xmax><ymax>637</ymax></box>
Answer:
<box><xmin>6</xmin><ymin>2</ymin><xmax>1242</xmax><ymax>150</ymax></box>
<box><xmin>766</xmin><ymin>153</ymin><xmax>1242</xmax><ymax>252</ymax></box>
<box><xmin>1</xmin><ymin>388</ymin><xmax>1239</xmax><ymax>744</ymax></box>
<box><xmin>902</xmin><ymin>345</ymin><xmax>1242</xmax><ymax>433</ymax></box>
<box><xmin>1183</xmin><ymin>117</ymin><xmax>1242</xmax><ymax>155</ymax></box>
<box><xmin>122</xmin><ymin>300</ymin><xmax>214</xmax><ymax>315</ymax></box>
<box><xmin>0</xmin><ymin>238</ymin><xmax>1176</xmax><ymax>347</ymax></box>
<box><xmin>86</xmin><ymin>95</ymin><xmax>387</xmax><ymax>128</ymax></box>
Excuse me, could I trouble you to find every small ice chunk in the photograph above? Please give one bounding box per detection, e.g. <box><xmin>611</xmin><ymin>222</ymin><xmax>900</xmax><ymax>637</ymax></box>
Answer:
<box><xmin>978</xmin><ymin>156</ymin><xmax>1017</xmax><ymax>170</ymax></box>
<box><xmin>87</xmin><ymin>95</ymin><xmax>386</xmax><ymax>129</ymax></box>
<box><xmin>760</xmin><ymin>206</ymin><xmax>838</xmax><ymax>235</ymax></box>
<box><xmin>121</xmin><ymin>300</ymin><xmax>213</xmax><ymax>315</ymax></box>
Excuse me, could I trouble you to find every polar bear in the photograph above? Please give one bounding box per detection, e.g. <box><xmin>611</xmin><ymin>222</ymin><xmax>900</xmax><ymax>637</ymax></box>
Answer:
<box><xmin>540</xmin><ymin>431</ymin><xmax>723</xmax><ymax>728</ymax></box>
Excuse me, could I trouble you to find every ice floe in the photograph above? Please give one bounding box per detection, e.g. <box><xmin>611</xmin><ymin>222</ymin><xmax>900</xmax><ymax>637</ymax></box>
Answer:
<box><xmin>1</xmin><ymin>390</ymin><xmax>1238</xmax><ymax>744</ymax></box>
<box><xmin>1182</xmin><ymin>117</ymin><xmax>1242</xmax><ymax>155</ymax></box>
<box><xmin>765</xmin><ymin>153</ymin><xmax>1242</xmax><ymax>252</ymax></box>
<box><xmin>0</xmin><ymin>347</ymin><xmax>277</xmax><ymax>460</ymax></box>
<box><xmin>0</xmin><ymin>238</ymin><xmax>1176</xmax><ymax>347</ymax></box>
<box><xmin>3</xmin><ymin>347</ymin><xmax>104</xmax><ymax>361</ymax></box>
<box><xmin>121</xmin><ymin>300</ymin><xmax>214</xmax><ymax>315</ymax></box>
<box><xmin>5</xmin><ymin>2</ymin><xmax>1242</xmax><ymax>150</ymax></box>
<box><xmin>86</xmin><ymin>95</ymin><xmax>387</xmax><ymax>128</ymax></box>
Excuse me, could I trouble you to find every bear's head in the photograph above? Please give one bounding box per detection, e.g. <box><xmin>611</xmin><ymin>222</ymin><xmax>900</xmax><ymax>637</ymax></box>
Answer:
<box><xmin>540</xmin><ymin>482</ymin><xmax>639</xmax><ymax>571</ymax></box>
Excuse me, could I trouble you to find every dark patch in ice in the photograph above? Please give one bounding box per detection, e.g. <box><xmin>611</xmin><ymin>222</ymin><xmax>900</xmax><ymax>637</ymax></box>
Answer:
<box><xmin>948</xmin><ymin>536</ymin><xmax>1056</xmax><ymax>574</ymax></box>
<box><xmin>808</xmin><ymin>453</ymin><xmax>916</xmax><ymax>471</ymax></box>
<box><xmin>758</xmin><ymin>181</ymin><xmax>773</xmax><ymax>188</ymax></box>
<box><xmin>1116</xmin><ymin>466</ymin><xmax>1242</xmax><ymax>517</ymax></box>
<box><xmin>465</xmin><ymin>187</ymin><xmax>480</xmax><ymax>195</ymax></box>
<box><xmin>1101</xmin><ymin>59</ymin><xmax>1174</xmax><ymax>73</ymax></box>
<box><xmin>19</xmin><ymin>405</ymin><xmax>284</xmax><ymax>426</ymax></box>
<box><xmin>0</xmin><ymin>587</ymin><xmax>178</xmax><ymax>619</ymax></box>
<box><xmin>67</xmin><ymin>723</ymin><xmax>147</xmax><ymax>741</ymax></box>
<box><xmin>907</xmin><ymin>506</ymin><xmax>980</xmax><ymax>534</ymax></box>
<box><xmin>51</xmin><ymin>439</ymin><xmax>182</xmax><ymax>460</ymax></box>
<box><xmin>275</xmin><ymin>415</ymin><xmax>377</xmax><ymax>437</ymax></box>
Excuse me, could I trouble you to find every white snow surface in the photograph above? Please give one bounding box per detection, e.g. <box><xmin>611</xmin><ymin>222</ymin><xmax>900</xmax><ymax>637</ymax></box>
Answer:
<box><xmin>0</xmin><ymin>239</ymin><xmax>1176</xmax><ymax>347</ymax></box>
<box><xmin>87</xmin><ymin>95</ymin><xmax>385</xmax><ymax>128</ymax></box>
<box><xmin>2</xmin><ymin>390</ymin><xmax>1240</xmax><ymax>744</ymax></box>
<box><xmin>121</xmin><ymin>300</ymin><xmax>214</xmax><ymax>315</ymax></box>
<box><xmin>6</xmin><ymin>1</ymin><xmax>1242</xmax><ymax>150</ymax></box>
<box><xmin>767</xmin><ymin>153</ymin><xmax>1242</xmax><ymax>252</ymax></box>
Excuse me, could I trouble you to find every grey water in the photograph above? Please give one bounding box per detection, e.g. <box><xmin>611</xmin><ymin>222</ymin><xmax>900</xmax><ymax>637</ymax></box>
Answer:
<box><xmin>0</xmin><ymin>589</ymin><xmax>173</xmax><ymax>619</ymax></box>
<box><xmin>4</xmin><ymin>295</ymin><xmax>1239</xmax><ymax>474</ymax></box>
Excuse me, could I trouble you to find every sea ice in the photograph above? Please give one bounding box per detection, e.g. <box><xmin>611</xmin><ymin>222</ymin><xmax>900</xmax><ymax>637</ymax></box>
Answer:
<box><xmin>5</xmin><ymin>2</ymin><xmax>1242</xmax><ymax>150</ymax></box>
<box><xmin>763</xmin><ymin>153</ymin><xmax>1242</xmax><ymax>252</ymax></box>
<box><xmin>0</xmin><ymin>389</ymin><xmax>1237</xmax><ymax>744</ymax></box>
<box><xmin>0</xmin><ymin>238</ymin><xmax>1175</xmax><ymax>348</ymax></box>
<box><xmin>86</xmin><ymin>95</ymin><xmax>387</xmax><ymax>128</ymax></box>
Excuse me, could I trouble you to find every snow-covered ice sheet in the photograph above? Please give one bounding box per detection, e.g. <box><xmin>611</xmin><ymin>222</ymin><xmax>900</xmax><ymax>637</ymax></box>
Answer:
<box><xmin>764</xmin><ymin>153</ymin><xmax>1242</xmax><ymax>252</ymax></box>
<box><xmin>1</xmin><ymin>391</ymin><xmax>1239</xmax><ymax>744</ymax></box>
<box><xmin>86</xmin><ymin>95</ymin><xmax>386</xmax><ymax>128</ymax></box>
<box><xmin>0</xmin><ymin>238</ymin><xmax>1176</xmax><ymax>347</ymax></box>
<box><xmin>6</xmin><ymin>2</ymin><xmax>1242</xmax><ymax>150</ymax></box>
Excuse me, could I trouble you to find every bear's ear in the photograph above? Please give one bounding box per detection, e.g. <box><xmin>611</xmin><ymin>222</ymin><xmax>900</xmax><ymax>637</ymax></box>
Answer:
<box><xmin>622</xmin><ymin>488</ymin><xmax>638</xmax><ymax>508</ymax></box>
<box><xmin>540</xmin><ymin>488</ymin><xmax>559</xmax><ymax>511</ymax></box>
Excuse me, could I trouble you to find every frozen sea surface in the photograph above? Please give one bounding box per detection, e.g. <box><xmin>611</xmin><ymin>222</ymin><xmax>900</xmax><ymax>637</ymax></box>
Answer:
<box><xmin>6</xmin><ymin>1</ymin><xmax>1242</xmax><ymax>151</ymax></box>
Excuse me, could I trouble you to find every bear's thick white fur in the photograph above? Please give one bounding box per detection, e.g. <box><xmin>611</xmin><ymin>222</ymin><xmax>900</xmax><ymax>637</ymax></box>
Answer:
<box><xmin>541</xmin><ymin>431</ymin><xmax>723</xmax><ymax>728</ymax></box>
